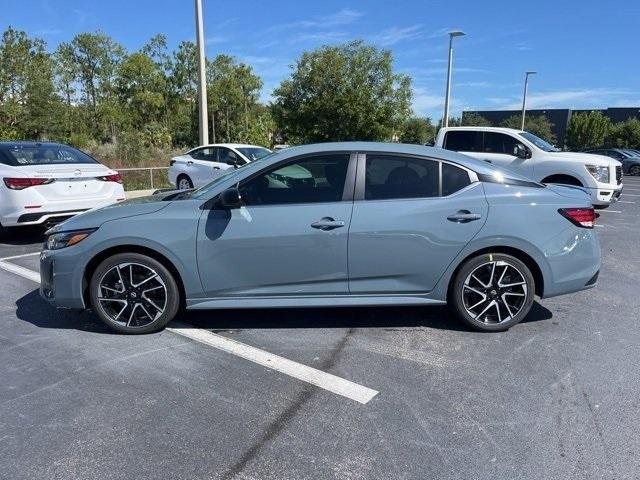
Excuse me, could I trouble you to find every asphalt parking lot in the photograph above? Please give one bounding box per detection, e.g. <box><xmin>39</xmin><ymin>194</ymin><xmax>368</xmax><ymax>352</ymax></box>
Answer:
<box><xmin>1</xmin><ymin>178</ymin><xmax>639</xmax><ymax>480</ymax></box>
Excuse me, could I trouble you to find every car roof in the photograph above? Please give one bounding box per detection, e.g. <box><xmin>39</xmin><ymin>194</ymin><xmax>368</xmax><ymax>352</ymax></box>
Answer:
<box><xmin>193</xmin><ymin>143</ymin><xmax>270</xmax><ymax>149</ymax></box>
<box><xmin>441</xmin><ymin>126</ymin><xmax>524</xmax><ymax>134</ymax></box>
<box><xmin>269</xmin><ymin>141</ymin><xmax>528</xmax><ymax>179</ymax></box>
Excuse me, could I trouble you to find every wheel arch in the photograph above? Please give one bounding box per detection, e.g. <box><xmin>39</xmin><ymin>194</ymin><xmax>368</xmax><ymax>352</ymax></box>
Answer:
<box><xmin>541</xmin><ymin>174</ymin><xmax>584</xmax><ymax>187</ymax></box>
<box><xmin>447</xmin><ymin>246</ymin><xmax>544</xmax><ymax>299</ymax></box>
<box><xmin>82</xmin><ymin>244</ymin><xmax>187</xmax><ymax>309</ymax></box>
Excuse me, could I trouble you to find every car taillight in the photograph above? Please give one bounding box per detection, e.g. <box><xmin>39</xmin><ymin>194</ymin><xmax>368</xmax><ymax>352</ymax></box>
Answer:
<box><xmin>97</xmin><ymin>173</ymin><xmax>123</xmax><ymax>184</ymax></box>
<box><xmin>558</xmin><ymin>208</ymin><xmax>596</xmax><ymax>228</ymax></box>
<box><xmin>3</xmin><ymin>177</ymin><xmax>55</xmax><ymax>190</ymax></box>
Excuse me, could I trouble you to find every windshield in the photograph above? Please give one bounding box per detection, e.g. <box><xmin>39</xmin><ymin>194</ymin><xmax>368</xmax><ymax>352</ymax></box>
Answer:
<box><xmin>0</xmin><ymin>144</ymin><xmax>99</xmax><ymax>166</ymax></box>
<box><xmin>237</xmin><ymin>147</ymin><xmax>272</xmax><ymax>161</ymax></box>
<box><xmin>518</xmin><ymin>132</ymin><xmax>559</xmax><ymax>152</ymax></box>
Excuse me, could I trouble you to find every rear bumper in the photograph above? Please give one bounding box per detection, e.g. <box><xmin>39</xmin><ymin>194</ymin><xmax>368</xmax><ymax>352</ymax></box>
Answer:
<box><xmin>1</xmin><ymin>195</ymin><xmax>123</xmax><ymax>227</ymax></box>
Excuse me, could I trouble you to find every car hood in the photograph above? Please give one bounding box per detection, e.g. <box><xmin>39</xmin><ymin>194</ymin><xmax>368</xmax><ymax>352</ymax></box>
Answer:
<box><xmin>545</xmin><ymin>151</ymin><xmax>622</xmax><ymax>168</ymax></box>
<box><xmin>47</xmin><ymin>192</ymin><xmax>173</xmax><ymax>233</ymax></box>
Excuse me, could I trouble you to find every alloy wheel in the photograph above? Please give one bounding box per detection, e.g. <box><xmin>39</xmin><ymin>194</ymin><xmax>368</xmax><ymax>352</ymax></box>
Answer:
<box><xmin>462</xmin><ymin>260</ymin><xmax>528</xmax><ymax>324</ymax></box>
<box><xmin>178</xmin><ymin>177</ymin><xmax>192</xmax><ymax>189</ymax></box>
<box><xmin>631</xmin><ymin>165</ymin><xmax>640</xmax><ymax>176</ymax></box>
<box><xmin>97</xmin><ymin>262</ymin><xmax>167</xmax><ymax>328</ymax></box>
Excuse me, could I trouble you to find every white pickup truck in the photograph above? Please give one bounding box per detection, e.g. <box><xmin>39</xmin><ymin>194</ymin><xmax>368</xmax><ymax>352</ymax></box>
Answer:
<box><xmin>435</xmin><ymin>127</ymin><xmax>623</xmax><ymax>208</ymax></box>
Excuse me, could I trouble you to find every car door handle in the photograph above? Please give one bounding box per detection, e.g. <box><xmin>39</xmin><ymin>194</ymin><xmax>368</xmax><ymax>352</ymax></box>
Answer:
<box><xmin>483</xmin><ymin>159</ymin><xmax>492</xmax><ymax>163</ymax></box>
<box><xmin>213</xmin><ymin>166</ymin><xmax>220</xmax><ymax>170</ymax></box>
<box><xmin>187</xmin><ymin>161</ymin><xmax>194</xmax><ymax>166</ymax></box>
<box><xmin>447</xmin><ymin>210</ymin><xmax>482</xmax><ymax>223</ymax></box>
<box><xmin>310</xmin><ymin>217</ymin><xmax>346</xmax><ymax>231</ymax></box>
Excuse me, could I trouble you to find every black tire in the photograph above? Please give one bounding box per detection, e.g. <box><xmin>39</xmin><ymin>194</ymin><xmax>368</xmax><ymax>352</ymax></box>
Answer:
<box><xmin>177</xmin><ymin>174</ymin><xmax>193</xmax><ymax>190</ymax></box>
<box><xmin>89</xmin><ymin>253</ymin><xmax>180</xmax><ymax>334</ymax></box>
<box><xmin>449</xmin><ymin>253</ymin><xmax>536</xmax><ymax>332</ymax></box>
<box><xmin>630</xmin><ymin>165</ymin><xmax>640</xmax><ymax>176</ymax></box>
<box><xmin>0</xmin><ymin>222</ymin><xmax>6</xmax><ymax>241</ymax></box>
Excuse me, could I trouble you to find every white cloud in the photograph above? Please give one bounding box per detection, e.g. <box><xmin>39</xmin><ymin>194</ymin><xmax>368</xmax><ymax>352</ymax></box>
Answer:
<box><xmin>267</xmin><ymin>8</ymin><xmax>363</xmax><ymax>33</ymax></box>
<box><xmin>497</xmin><ymin>88</ymin><xmax>638</xmax><ymax>110</ymax></box>
<box><xmin>206</xmin><ymin>36</ymin><xmax>225</xmax><ymax>45</ymax></box>
<box><xmin>33</xmin><ymin>28</ymin><xmax>63</xmax><ymax>36</ymax></box>
<box><xmin>373</xmin><ymin>25</ymin><xmax>423</xmax><ymax>46</ymax></box>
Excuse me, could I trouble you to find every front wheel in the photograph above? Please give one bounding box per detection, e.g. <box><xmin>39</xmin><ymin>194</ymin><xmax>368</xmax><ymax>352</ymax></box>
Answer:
<box><xmin>630</xmin><ymin>165</ymin><xmax>640</xmax><ymax>176</ymax></box>
<box><xmin>177</xmin><ymin>175</ymin><xmax>193</xmax><ymax>190</ymax></box>
<box><xmin>449</xmin><ymin>253</ymin><xmax>535</xmax><ymax>332</ymax></box>
<box><xmin>89</xmin><ymin>253</ymin><xmax>181</xmax><ymax>334</ymax></box>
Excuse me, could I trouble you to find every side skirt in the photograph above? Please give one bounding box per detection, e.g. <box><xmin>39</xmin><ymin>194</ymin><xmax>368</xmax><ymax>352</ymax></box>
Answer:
<box><xmin>186</xmin><ymin>295</ymin><xmax>447</xmax><ymax>310</ymax></box>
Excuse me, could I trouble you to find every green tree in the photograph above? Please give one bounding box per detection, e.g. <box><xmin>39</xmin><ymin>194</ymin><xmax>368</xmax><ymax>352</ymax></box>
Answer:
<box><xmin>168</xmin><ymin>40</ymin><xmax>198</xmax><ymax>146</ymax></box>
<box><xmin>399</xmin><ymin>117</ymin><xmax>435</xmax><ymax>144</ymax></box>
<box><xmin>207</xmin><ymin>55</ymin><xmax>263</xmax><ymax>143</ymax></box>
<box><xmin>461</xmin><ymin>112</ymin><xmax>492</xmax><ymax>127</ymax></box>
<box><xmin>605</xmin><ymin>118</ymin><xmax>640</xmax><ymax>149</ymax></box>
<box><xmin>501</xmin><ymin>114</ymin><xmax>557</xmax><ymax>145</ymax></box>
<box><xmin>272</xmin><ymin>40</ymin><xmax>412</xmax><ymax>143</ymax></box>
<box><xmin>68</xmin><ymin>32</ymin><xmax>125</xmax><ymax>141</ymax></box>
<box><xmin>566</xmin><ymin>111</ymin><xmax>611</xmax><ymax>150</ymax></box>
<box><xmin>0</xmin><ymin>27</ymin><xmax>60</xmax><ymax>140</ymax></box>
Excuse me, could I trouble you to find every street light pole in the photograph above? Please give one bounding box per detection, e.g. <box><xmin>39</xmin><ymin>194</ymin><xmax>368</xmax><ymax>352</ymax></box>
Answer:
<box><xmin>521</xmin><ymin>71</ymin><xmax>537</xmax><ymax>131</ymax></box>
<box><xmin>195</xmin><ymin>0</ymin><xmax>209</xmax><ymax>145</ymax></box>
<box><xmin>443</xmin><ymin>30</ymin><xmax>466</xmax><ymax>128</ymax></box>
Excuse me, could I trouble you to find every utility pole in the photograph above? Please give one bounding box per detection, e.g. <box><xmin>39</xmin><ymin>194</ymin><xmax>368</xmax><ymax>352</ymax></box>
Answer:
<box><xmin>195</xmin><ymin>0</ymin><xmax>209</xmax><ymax>145</ymax></box>
<box><xmin>521</xmin><ymin>71</ymin><xmax>537</xmax><ymax>131</ymax></box>
<box><xmin>443</xmin><ymin>30</ymin><xmax>466</xmax><ymax>128</ymax></box>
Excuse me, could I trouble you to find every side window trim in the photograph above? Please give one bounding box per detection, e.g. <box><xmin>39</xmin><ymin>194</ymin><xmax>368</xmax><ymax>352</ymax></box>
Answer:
<box><xmin>354</xmin><ymin>152</ymin><xmax>477</xmax><ymax>201</ymax></box>
<box><xmin>235</xmin><ymin>151</ymin><xmax>358</xmax><ymax>206</ymax></box>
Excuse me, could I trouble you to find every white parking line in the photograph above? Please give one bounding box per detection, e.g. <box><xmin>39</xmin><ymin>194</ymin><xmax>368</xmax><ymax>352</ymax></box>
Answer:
<box><xmin>599</xmin><ymin>210</ymin><xmax>622</xmax><ymax>213</ymax></box>
<box><xmin>621</xmin><ymin>193</ymin><xmax>640</xmax><ymax>197</ymax></box>
<box><xmin>168</xmin><ymin>324</ymin><xmax>379</xmax><ymax>404</ymax></box>
<box><xmin>0</xmin><ymin>259</ymin><xmax>379</xmax><ymax>405</ymax></box>
<box><xmin>0</xmin><ymin>260</ymin><xmax>41</xmax><ymax>283</ymax></box>
<box><xmin>0</xmin><ymin>251</ymin><xmax>41</xmax><ymax>261</ymax></box>
<box><xmin>618</xmin><ymin>200</ymin><xmax>636</xmax><ymax>204</ymax></box>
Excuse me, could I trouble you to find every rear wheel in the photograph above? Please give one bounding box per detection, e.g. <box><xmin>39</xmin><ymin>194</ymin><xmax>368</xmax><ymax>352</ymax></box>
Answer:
<box><xmin>450</xmin><ymin>253</ymin><xmax>535</xmax><ymax>332</ymax></box>
<box><xmin>89</xmin><ymin>253</ymin><xmax>181</xmax><ymax>334</ymax></box>
<box><xmin>177</xmin><ymin>175</ymin><xmax>193</xmax><ymax>190</ymax></box>
<box><xmin>630</xmin><ymin>165</ymin><xmax>640</xmax><ymax>176</ymax></box>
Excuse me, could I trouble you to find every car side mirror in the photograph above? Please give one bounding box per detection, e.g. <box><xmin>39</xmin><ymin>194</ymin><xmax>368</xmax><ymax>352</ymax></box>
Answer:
<box><xmin>218</xmin><ymin>187</ymin><xmax>242</xmax><ymax>209</ymax></box>
<box><xmin>514</xmin><ymin>143</ymin><xmax>531</xmax><ymax>159</ymax></box>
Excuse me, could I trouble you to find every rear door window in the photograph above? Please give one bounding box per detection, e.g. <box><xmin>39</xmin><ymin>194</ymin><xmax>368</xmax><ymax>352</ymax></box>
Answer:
<box><xmin>365</xmin><ymin>155</ymin><xmax>439</xmax><ymax>200</ymax></box>
<box><xmin>442</xmin><ymin>163</ymin><xmax>471</xmax><ymax>196</ymax></box>
<box><xmin>483</xmin><ymin>132</ymin><xmax>519</xmax><ymax>154</ymax></box>
<box><xmin>444</xmin><ymin>131</ymin><xmax>483</xmax><ymax>152</ymax></box>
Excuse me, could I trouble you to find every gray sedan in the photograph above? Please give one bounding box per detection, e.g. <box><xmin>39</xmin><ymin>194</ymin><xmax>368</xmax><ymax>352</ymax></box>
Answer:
<box><xmin>40</xmin><ymin>142</ymin><xmax>600</xmax><ymax>333</ymax></box>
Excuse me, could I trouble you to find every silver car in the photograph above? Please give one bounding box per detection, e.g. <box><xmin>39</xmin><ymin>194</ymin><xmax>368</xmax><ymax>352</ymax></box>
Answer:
<box><xmin>40</xmin><ymin>142</ymin><xmax>600</xmax><ymax>334</ymax></box>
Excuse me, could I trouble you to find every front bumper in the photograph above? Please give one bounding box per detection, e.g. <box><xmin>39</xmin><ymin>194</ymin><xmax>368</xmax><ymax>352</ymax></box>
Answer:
<box><xmin>39</xmin><ymin>248</ymin><xmax>87</xmax><ymax>309</ymax></box>
<box><xmin>589</xmin><ymin>183</ymin><xmax>623</xmax><ymax>206</ymax></box>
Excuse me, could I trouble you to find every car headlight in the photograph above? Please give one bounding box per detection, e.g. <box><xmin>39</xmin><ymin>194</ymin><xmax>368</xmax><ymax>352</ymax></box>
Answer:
<box><xmin>45</xmin><ymin>229</ymin><xmax>97</xmax><ymax>250</ymax></box>
<box><xmin>585</xmin><ymin>165</ymin><xmax>610</xmax><ymax>183</ymax></box>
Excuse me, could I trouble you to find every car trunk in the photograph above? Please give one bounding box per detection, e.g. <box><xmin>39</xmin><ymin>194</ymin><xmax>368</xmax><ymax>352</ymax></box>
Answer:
<box><xmin>26</xmin><ymin>164</ymin><xmax>112</xmax><ymax>201</ymax></box>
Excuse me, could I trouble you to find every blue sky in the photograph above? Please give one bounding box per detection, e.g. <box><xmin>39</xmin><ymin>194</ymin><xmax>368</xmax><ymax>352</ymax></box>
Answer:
<box><xmin>5</xmin><ymin>0</ymin><xmax>640</xmax><ymax>120</ymax></box>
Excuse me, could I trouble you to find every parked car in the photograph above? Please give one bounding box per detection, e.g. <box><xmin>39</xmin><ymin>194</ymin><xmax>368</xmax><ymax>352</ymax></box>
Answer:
<box><xmin>436</xmin><ymin>127</ymin><xmax>623</xmax><ymax>207</ymax></box>
<box><xmin>168</xmin><ymin>143</ymin><xmax>272</xmax><ymax>190</ymax></box>
<box><xmin>0</xmin><ymin>142</ymin><xmax>125</xmax><ymax>239</ymax></box>
<box><xmin>583</xmin><ymin>148</ymin><xmax>640</xmax><ymax>176</ymax></box>
<box><xmin>41</xmin><ymin>142</ymin><xmax>600</xmax><ymax>334</ymax></box>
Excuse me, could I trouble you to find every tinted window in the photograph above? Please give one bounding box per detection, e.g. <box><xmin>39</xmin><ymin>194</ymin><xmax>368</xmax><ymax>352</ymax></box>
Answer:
<box><xmin>444</xmin><ymin>131</ymin><xmax>482</xmax><ymax>152</ymax></box>
<box><xmin>442</xmin><ymin>163</ymin><xmax>471</xmax><ymax>196</ymax></box>
<box><xmin>0</xmin><ymin>144</ymin><xmax>98</xmax><ymax>166</ymax></box>
<box><xmin>191</xmin><ymin>147</ymin><xmax>217</xmax><ymax>161</ymax></box>
<box><xmin>219</xmin><ymin>148</ymin><xmax>245</xmax><ymax>165</ymax></box>
<box><xmin>365</xmin><ymin>155</ymin><xmax>439</xmax><ymax>200</ymax></box>
<box><xmin>483</xmin><ymin>132</ymin><xmax>518</xmax><ymax>154</ymax></box>
<box><xmin>239</xmin><ymin>154</ymin><xmax>350</xmax><ymax>206</ymax></box>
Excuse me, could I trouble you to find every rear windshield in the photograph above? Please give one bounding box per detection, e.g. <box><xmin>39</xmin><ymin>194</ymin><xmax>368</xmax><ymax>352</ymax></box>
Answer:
<box><xmin>0</xmin><ymin>145</ymin><xmax>98</xmax><ymax>166</ymax></box>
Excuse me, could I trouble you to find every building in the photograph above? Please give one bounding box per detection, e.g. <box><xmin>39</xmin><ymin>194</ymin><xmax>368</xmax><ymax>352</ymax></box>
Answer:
<box><xmin>462</xmin><ymin>107</ymin><xmax>640</xmax><ymax>147</ymax></box>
